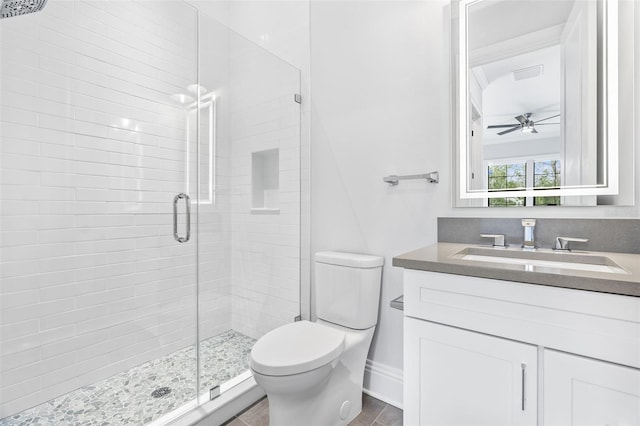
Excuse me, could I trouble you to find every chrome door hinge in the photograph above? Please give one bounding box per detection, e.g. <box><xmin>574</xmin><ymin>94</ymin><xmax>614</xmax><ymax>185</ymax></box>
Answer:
<box><xmin>294</xmin><ymin>93</ymin><xmax>301</xmax><ymax>104</ymax></box>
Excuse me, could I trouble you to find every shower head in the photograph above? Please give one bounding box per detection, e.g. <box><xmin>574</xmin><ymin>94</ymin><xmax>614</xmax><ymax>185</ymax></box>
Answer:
<box><xmin>1</xmin><ymin>0</ymin><xmax>48</xmax><ymax>19</ymax></box>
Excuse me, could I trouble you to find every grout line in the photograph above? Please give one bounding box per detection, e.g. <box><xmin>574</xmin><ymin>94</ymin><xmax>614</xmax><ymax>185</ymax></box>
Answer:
<box><xmin>371</xmin><ymin>404</ymin><xmax>388</xmax><ymax>426</ymax></box>
<box><xmin>235</xmin><ymin>415</ymin><xmax>250</xmax><ymax>426</ymax></box>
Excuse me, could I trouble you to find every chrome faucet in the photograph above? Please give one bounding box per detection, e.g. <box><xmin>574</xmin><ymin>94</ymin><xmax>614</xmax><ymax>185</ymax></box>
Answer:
<box><xmin>521</xmin><ymin>219</ymin><xmax>536</xmax><ymax>249</ymax></box>
<box><xmin>554</xmin><ymin>236</ymin><xmax>589</xmax><ymax>251</ymax></box>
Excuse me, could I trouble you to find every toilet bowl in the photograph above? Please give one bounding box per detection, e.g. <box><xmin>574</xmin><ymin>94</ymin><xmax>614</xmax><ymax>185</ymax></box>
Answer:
<box><xmin>250</xmin><ymin>252</ymin><xmax>384</xmax><ymax>426</ymax></box>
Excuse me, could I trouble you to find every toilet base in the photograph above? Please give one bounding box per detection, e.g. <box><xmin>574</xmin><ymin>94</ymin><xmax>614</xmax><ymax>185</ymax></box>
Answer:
<box><xmin>266</xmin><ymin>366</ymin><xmax>362</xmax><ymax>426</ymax></box>
<box><xmin>253</xmin><ymin>324</ymin><xmax>375</xmax><ymax>426</ymax></box>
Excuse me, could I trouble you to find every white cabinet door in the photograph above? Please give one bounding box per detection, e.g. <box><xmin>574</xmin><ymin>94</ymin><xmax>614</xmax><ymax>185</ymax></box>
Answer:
<box><xmin>544</xmin><ymin>349</ymin><xmax>640</xmax><ymax>426</ymax></box>
<box><xmin>404</xmin><ymin>318</ymin><xmax>537</xmax><ymax>426</ymax></box>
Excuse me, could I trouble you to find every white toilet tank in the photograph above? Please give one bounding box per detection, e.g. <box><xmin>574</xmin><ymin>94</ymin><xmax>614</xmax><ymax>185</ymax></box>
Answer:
<box><xmin>315</xmin><ymin>252</ymin><xmax>384</xmax><ymax>330</ymax></box>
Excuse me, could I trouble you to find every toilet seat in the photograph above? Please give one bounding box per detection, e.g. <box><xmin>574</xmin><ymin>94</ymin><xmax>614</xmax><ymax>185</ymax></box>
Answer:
<box><xmin>250</xmin><ymin>321</ymin><xmax>345</xmax><ymax>376</ymax></box>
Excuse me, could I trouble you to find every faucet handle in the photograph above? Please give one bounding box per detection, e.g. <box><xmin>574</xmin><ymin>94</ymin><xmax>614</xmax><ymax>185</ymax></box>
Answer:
<box><xmin>554</xmin><ymin>236</ymin><xmax>589</xmax><ymax>251</ymax></box>
<box><xmin>481</xmin><ymin>234</ymin><xmax>507</xmax><ymax>247</ymax></box>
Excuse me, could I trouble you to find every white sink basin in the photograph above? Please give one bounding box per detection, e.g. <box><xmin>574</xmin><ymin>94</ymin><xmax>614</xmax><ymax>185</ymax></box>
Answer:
<box><xmin>454</xmin><ymin>247</ymin><xmax>628</xmax><ymax>274</ymax></box>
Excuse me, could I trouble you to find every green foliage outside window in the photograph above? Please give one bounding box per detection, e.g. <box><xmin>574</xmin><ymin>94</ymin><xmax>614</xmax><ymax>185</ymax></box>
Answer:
<box><xmin>488</xmin><ymin>163</ymin><xmax>525</xmax><ymax>207</ymax></box>
<box><xmin>488</xmin><ymin>160</ymin><xmax>561</xmax><ymax>207</ymax></box>
<box><xmin>533</xmin><ymin>160</ymin><xmax>561</xmax><ymax>206</ymax></box>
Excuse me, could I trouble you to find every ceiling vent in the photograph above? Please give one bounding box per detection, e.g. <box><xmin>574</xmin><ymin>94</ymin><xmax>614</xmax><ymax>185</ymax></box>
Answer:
<box><xmin>512</xmin><ymin>65</ymin><xmax>544</xmax><ymax>81</ymax></box>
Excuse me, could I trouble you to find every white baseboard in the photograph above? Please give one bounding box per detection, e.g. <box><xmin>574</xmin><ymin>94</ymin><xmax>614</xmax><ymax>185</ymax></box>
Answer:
<box><xmin>363</xmin><ymin>359</ymin><xmax>403</xmax><ymax>409</ymax></box>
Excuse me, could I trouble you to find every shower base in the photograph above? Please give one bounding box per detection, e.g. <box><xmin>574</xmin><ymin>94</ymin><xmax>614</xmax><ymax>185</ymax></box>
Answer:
<box><xmin>0</xmin><ymin>330</ymin><xmax>256</xmax><ymax>426</ymax></box>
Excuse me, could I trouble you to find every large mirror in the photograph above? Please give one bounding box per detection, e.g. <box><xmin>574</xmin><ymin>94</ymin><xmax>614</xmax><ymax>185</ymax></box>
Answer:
<box><xmin>453</xmin><ymin>0</ymin><xmax>634</xmax><ymax>207</ymax></box>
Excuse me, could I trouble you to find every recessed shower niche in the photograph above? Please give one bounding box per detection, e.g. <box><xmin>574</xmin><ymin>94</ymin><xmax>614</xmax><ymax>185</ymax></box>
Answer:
<box><xmin>251</xmin><ymin>148</ymin><xmax>280</xmax><ymax>213</ymax></box>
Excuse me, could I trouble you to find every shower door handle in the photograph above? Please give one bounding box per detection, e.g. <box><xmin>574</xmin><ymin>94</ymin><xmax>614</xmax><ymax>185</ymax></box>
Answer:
<box><xmin>173</xmin><ymin>193</ymin><xmax>191</xmax><ymax>243</ymax></box>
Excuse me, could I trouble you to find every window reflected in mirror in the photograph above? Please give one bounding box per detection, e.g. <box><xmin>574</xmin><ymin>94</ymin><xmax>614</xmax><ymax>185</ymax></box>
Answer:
<box><xmin>487</xmin><ymin>159</ymin><xmax>561</xmax><ymax>207</ymax></box>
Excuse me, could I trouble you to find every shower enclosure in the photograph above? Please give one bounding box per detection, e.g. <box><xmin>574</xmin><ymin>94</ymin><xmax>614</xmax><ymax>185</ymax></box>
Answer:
<box><xmin>0</xmin><ymin>1</ymin><xmax>301</xmax><ymax>424</ymax></box>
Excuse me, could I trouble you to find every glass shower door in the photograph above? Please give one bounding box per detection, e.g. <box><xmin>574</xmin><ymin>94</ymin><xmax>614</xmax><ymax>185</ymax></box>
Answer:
<box><xmin>0</xmin><ymin>1</ymin><xmax>202</xmax><ymax>424</ymax></box>
<box><xmin>195</xmin><ymin>12</ymin><xmax>302</xmax><ymax>401</ymax></box>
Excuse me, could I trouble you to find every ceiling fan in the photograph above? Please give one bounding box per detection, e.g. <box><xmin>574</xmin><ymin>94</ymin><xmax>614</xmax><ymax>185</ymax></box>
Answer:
<box><xmin>487</xmin><ymin>113</ymin><xmax>560</xmax><ymax>135</ymax></box>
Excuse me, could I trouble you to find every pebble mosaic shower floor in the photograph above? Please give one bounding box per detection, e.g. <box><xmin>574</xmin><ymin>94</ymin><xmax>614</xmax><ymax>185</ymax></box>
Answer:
<box><xmin>0</xmin><ymin>330</ymin><xmax>256</xmax><ymax>426</ymax></box>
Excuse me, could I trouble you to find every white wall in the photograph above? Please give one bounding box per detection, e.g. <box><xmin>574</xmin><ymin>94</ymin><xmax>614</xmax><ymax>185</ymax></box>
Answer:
<box><xmin>310</xmin><ymin>0</ymin><xmax>452</xmax><ymax>406</ymax></box>
<box><xmin>310</xmin><ymin>0</ymin><xmax>639</xmax><ymax>407</ymax></box>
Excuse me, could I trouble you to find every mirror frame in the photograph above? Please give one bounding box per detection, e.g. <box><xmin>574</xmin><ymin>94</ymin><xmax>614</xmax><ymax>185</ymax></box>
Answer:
<box><xmin>456</xmin><ymin>0</ymin><xmax>619</xmax><ymax>200</ymax></box>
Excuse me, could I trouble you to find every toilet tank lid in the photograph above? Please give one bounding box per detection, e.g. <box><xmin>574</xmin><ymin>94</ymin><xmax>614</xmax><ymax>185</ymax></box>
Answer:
<box><xmin>315</xmin><ymin>251</ymin><xmax>384</xmax><ymax>268</ymax></box>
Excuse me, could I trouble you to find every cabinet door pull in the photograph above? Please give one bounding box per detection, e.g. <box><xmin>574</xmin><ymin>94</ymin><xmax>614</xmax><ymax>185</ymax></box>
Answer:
<box><xmin>521</xmin><ymin>363</ymin><xmax>526</xmax><ymax>411</ymax></box>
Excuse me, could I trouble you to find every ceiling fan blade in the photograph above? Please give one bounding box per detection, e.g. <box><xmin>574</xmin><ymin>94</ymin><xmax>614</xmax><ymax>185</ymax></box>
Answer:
<box><xmin>514</xmin><ymin>114</ymin><xmax>528</xmax><ymax>124</ymax></box>
<box><xmin>534</xmin><ymin>123</ymin><xmax>560</xmax><ymax>126</ymax></box>
<box><xmin>487</xmin><ymin>124</ymin><xmax>521</xmax><ymax>129</ymax></box>
<box><xmin>497</xmin><ymin>126</ymin><xmax>521</xmax><ymax>136</ymax></box>
<box><xmin>534</xmin><ymin>114</ymin><xmax>560</xmax><ymax>123</ymax></box>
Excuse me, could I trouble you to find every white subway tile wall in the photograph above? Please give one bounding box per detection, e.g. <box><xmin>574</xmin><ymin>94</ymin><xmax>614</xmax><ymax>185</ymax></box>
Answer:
<box><xmin>0</xmin><ymin>1</ymin><xmax>301</xmax><ymax>420</ymax></box>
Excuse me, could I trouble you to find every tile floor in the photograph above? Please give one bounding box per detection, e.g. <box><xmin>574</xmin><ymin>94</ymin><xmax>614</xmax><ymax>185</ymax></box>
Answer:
<box><xmin>223</xmin><ymin>393</ymin><xmax>403</xmax><ymax>426</ymax></box>
<box><xmin>0</xmin><ymin>330</ymin><xmax>255</xmax><ymax>426</ymax></box>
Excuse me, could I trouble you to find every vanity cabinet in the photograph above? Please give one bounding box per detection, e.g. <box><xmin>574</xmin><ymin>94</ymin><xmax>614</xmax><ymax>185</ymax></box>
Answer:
<box><xmin>403</xmin><ymin>269</ymin><xmax>640</xmax><ymax>426</ymax></box>
<box><xmin>405</xmin><ymin>318</ymin><xmax>537</xmax><ymax>426</ymax></box>
<box><xmin>544</xmin><ymin>350</ymin><xmax>640</xmax><ymax>426</ymax></box>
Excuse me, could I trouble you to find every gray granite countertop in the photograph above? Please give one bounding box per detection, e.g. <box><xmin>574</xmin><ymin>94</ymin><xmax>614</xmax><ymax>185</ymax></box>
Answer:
<box><xmin>393</xmin><ymin>243</ymin><xmax>640</xmax><ymax>297</ymax></box>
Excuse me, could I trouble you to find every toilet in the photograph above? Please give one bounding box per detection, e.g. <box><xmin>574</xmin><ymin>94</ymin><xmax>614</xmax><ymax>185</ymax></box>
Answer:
<box><xmin>249</xmin><ymin>251</ymin><xmax>384</xmax><ymax>426</ymax></box>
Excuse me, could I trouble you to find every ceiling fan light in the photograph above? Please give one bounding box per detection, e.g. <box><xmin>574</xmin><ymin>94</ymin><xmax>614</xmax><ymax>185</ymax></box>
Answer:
<box><xmin>522</xmin><ymin>123</ymin><xmax>535</xmax><ymax>133</ymax></box>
